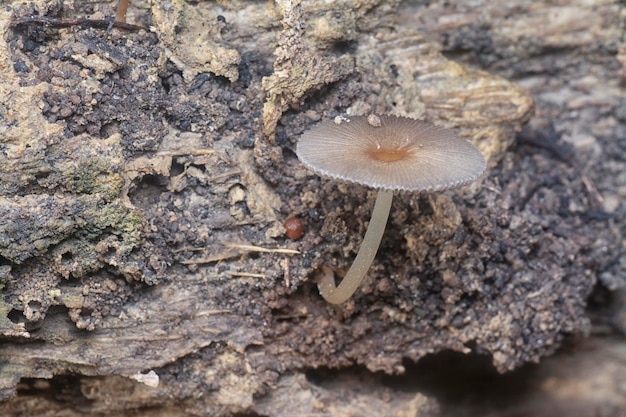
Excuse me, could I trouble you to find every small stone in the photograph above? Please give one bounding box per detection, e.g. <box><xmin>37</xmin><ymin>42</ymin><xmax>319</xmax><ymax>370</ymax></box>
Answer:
<box><xmin>333</xmin><ymin>115</ymin><xmax>350</xmax><ymax>125</ymax></box>
<box><xmin>367</xmin><ymin>114</ymin><xmax>381</xmax><ymax>127</ymax></box>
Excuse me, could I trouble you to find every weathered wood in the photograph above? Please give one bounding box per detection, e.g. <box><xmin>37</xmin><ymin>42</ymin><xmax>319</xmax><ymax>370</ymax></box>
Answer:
<box><xmin>0</xmin><ymin>0</ymin><xmax>624</xmax><ymax>415</ymax></box>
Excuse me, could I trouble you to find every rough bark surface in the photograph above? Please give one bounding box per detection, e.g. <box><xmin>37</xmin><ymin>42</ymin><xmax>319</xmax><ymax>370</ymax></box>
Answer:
<box><xmin>0</xmin><ymin>0</ymin><xmax>624</xmax><ymax>416</ymax></box>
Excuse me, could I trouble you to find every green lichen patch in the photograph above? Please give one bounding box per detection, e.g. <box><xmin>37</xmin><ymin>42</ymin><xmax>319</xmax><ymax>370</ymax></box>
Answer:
<box><xmin>0</xmin><ymin>0</ymin><xmax>167</xmax><ymax>334</ymax></box>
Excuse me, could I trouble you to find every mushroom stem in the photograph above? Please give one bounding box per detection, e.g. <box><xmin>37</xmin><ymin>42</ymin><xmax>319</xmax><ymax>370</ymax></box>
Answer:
<box><xmin>318</xmin><ymin>189</ymin><xmax>394</xmax><ymax>304</ymax></box>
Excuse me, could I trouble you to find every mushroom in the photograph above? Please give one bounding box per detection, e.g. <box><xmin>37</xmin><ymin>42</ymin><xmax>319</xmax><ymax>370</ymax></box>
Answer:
<box><xmin>296</xmin><ymin>114</ymin><xmax>486</xmax><ymax>304</ymax></box>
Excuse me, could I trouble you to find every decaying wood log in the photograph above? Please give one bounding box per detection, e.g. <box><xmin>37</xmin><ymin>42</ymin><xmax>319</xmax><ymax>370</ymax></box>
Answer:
<box><xmin>0</xmin><ymin>0</ymin><xmax>624</xmax><ymax>415</ymax></box>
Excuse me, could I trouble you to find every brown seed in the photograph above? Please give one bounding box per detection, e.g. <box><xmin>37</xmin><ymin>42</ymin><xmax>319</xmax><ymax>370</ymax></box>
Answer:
<box><xmin>284</xmin><ymin>216</ymin><xmax>304</xmax><ymax>240</ymax></box>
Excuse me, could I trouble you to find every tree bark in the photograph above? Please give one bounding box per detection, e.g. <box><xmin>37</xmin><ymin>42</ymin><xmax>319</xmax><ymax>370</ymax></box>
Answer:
<box><xmin>0</xmin><ymin>0</ymin><xmax>624</xmax><ymax>415</ymax></box>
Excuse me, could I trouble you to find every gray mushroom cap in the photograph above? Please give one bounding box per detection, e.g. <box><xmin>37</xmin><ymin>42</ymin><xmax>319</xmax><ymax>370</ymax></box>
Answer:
<box><xmin>296</xmin><ymin>115</ymin><xmax>486</xmax><ymax>192</ymax></box>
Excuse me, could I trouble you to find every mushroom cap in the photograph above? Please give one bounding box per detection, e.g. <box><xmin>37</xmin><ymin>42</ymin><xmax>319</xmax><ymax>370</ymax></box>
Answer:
<box><xmin>296</xmin><ymin>115</ymin><xmax>486</xmax><ymax>192</ymax></box>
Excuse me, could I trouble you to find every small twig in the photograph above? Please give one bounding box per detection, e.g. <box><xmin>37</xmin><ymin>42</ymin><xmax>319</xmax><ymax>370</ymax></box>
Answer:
<box><xmin>481</xmin><ymin>184</ymin><xmax>502</xmax><ymax>195</ymax></box>
<box><xmin>10</xmin><ymin>16</ymin><xmax>146</xmax><ymax>32</ymax></box>
<box><xmin>205</xmin><ymin>170</ymin><xmax>243</xmax><ymax>183</ymax></box>
<box><xmin>281</xmin><ymin>258</ymin><xmax>291</xmax><ymax>288</ymax></box>
<box><xmin>155</xmin><ymin>149</ymin><xmax>217</xmax><ymax>156</ymax></box>
<box><xmin>172</xmin><ymin>246</ymin><xmax>206</xmax><ymax>254</ymax></box>
<box><xmin>94</xmin><ymin>335</ymin><xmax>185</xmax><ymax>342</ymax></box>
<box><xmin>181</xmin><ymin>251</ymin><xmax>238</xmax><ymax>265</ymax></box>
<box><xmin>195</xmin><ymin>309</ymin><xmax>231</xmax><ymax>316</ymax></box>
<box><xmin>199</xmin><ymin>327</ymin><xmax>222</xmax><ymax>335</ymax></box>
<box><xmin>181</xmin><ymin>244</ymin><xmax>299</xmax><ymax>265</ymax></box>
<box><xmin>226</xmin><ymin>271</ymin><xmax>267</xmax><ymax>278</ymax></box>
<box><xmin>224</xmin><ymin>243</ymin><xmax>300</xmax><ymax>255</ymax></box>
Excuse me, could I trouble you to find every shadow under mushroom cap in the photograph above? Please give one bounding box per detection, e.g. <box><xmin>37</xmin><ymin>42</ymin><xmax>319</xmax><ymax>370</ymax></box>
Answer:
<box><xmin>296</xmin><ymin>115</ymin><xmax>486</xmax><ymax>192</ymax></box>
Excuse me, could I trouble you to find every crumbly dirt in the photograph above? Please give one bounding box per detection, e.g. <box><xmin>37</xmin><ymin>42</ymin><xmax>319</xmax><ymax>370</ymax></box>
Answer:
<box><xmin>0</xmin><ymin>0</ymin><xmax>624</xmax><ymax>416</ymax></box>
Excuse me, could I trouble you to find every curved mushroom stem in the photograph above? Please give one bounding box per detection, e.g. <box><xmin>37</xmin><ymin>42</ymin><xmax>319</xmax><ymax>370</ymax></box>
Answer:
<box><xmin>318</xmin><ymin>189</ymin><xmax>394</xmax><ymax>304</ymax></box>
